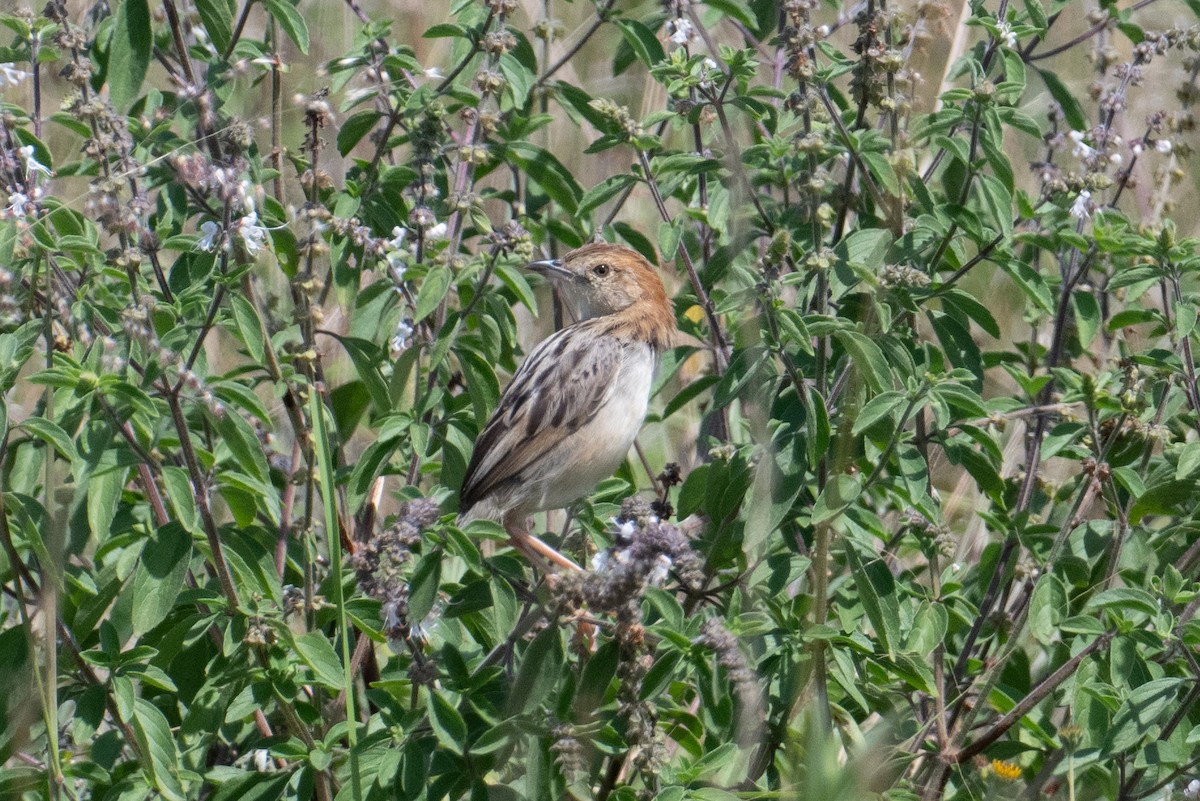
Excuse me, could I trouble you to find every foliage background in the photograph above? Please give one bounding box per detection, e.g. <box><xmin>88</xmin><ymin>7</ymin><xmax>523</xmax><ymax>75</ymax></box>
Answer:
<box><xmin>4</xmin><ymin>0</ymin><xmax>1200</xmax><ymax>799</ymax></box>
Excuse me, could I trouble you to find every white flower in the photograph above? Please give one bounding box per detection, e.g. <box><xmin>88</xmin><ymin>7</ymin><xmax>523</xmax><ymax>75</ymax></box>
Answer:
<box><xmin>386</xmin><ymin>250</ymin><xmax>407</xmax><ymax>282</ymax></box>
<box><xmin>1184</xmin><ymin>778</ymin><xmax>1200</xmax><ymax>800</ymax></box>
<box><xmin>996</xmin><ymin>21</ymin><xmax>1017</xmax><ymax>48</ymax></box>
<box><xmin>252</xmin><ymin>749</ymin><xmax>272</xmax><ymax>772</ymax></box>
<box><xmin>236</xmin><ymin>212</ymin><xmax>268</xmax><ymax>255</ymax></box>
<box><xmin>668</xmin><ymin>17</ymin><xmax>694</xmax><ymax>45</ymax></box>
<box><xmin>19</xmin><ymin>145</ymin><xmax>50</xmax><ymax>177</ymax></box>
<box><xmin>1132</xmin><ymin>142</ymin><xmax>1144</xmax><ymax>157</ymax></box>
<box><xmin>389</xmin><ymin>320</ymin><xmax>414</xmax><ymax>357</ymax></box>
<box><xmin>6</xmin><ymin>191</ymin><xmax>30</xmax><ymax>217</ymax></box>
<box><xmin>197</xmin><ymin>220</ymin><xmax>222</xmax><ymax>251</ymax></box>
<box><xmin>1070</xmin><ymin>190</ymin><xmax>1092</xmax><ymax>219</ymax></box>
<box><xmin>591</xmin><ymin>551</ymin><xmax>610</xmax><ymax>573</ymax></box>
<box><xmin>1069</xmin><ymin>130</ymin><xmax>1096</xmax><ymax>160</ymax></box>
<box><xmin>613</xmin><ymin>518</ymin><xmax>637</xmax><ymax>542</ymax></box>
<box><xmin>1109</xmin><ymin>152</ymin><xmax>1122</xmax><ymax>166</ymax></box>
<box><xmin>388</xmin><ymin>225</ymin><xmax>408</xmax><ymax>250</ymax></box>
<box><xmin>425</xmin><ymin>221</ymin><xmax>448</xmax><ymax>241</ymax></box>
<box><xmin>0</xmin><ymin>63</ymin><xmax>29</xmax><ymax>88</ymax></box>
<box><xmin>647</xmin><ymin>555</ymin><xmax>672</xmax><ymax>586</ymax></box>
<box><xmin>424</xmin><ymin>66</ymin><xmax>444</xmax><ymax>80</ymax></box>
<box><xmin>1156</xmin><ymin>138</ymin><xmax>1173</xmax><ymax>154</ymax></box>
<box><xmin>816</xmin><ymin>25</ymin><xmax>830</xmax><ymax>37</ymax></box>
<box><xmin>238</xmin><ymin>179</ymin><xmax>256</xmax><ymax>213</ymax></box>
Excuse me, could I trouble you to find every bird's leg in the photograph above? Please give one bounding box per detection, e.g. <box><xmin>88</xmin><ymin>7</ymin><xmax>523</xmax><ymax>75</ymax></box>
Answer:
<box><xmin>503</xmin><ymin>513</ymin><xmax>595</xmax><ymax>649</ymax></box>
<box><xmin>503</xmin><ymin>513</ymin><xmax>582</xmax><ymax>573</ymax></box>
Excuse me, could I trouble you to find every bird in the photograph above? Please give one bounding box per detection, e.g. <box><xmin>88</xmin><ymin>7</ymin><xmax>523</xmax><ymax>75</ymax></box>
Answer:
<box><xmin>458</xmin><ymin>242</ymin><xmax>677</xmax><ymax>571</ymax></box>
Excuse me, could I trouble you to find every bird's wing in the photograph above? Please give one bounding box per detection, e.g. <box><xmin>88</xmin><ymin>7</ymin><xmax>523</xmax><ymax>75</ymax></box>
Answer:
<box><xmin>460</xmin><ymin>322</ymin><xmax>623</xmax><ymax>511</ymax></box>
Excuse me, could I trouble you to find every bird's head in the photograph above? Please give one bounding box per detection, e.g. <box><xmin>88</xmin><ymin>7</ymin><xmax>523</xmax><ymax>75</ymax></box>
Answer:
<box><xmin>527</xmin><ymin>243</ymin><xmax>670</xmax><ymax>321</ymax></box>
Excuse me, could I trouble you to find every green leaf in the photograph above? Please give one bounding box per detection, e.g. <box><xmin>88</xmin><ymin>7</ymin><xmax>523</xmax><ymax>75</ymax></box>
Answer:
<box><xmin>905</xmin><ymin>601</ymin><xmax>947</xmax><ymax>656</ymax></box>
<box><xmin>194</xmin><ymin>0</ymin><xmax>235</xmax><ymax>54</ymax></box>
<box><xmin>263</xmin><ymin>0</ymin><xmax>309</xmax><ymax>54</ymax></box>
<box><xmin>844</xmin><ymin>545</ymin><xmax>900</xmax><ymax>657</ymax></box>
<box><xmin>852</xmin><ymin>390</ymin><xmax>906</xmax><ymax>435</ymax></box>
<box><xmin>1037</xmin><ymin>67</ymin><xmax>1086</xmax><ymax>130</ymax></box>
<box><xmin>507</xmin><ymin>143</ymin><xmax>583</xmax><ymax>215</ymax></box>
<box><xmin>228</xmin><ymin>294</ymin><xmax>266</xmax><ymax>364</ymax></box>
<box><xmin>1130</xmin><ymin>480</ymin><xmax>1200</xmax><ymax>523</ymax></box>
<box><xmin>578</xmin><ymin>174</ymin><xmax>637</xmax><ymax>220</ymax></box>
<box><xmin>811</xmin><ymin>474</ymin><xmax>861</xmax><ymax>525</ymax></box>
<box><xmin>415</xmin><ymin>266</ymin><xmax>452</xmax><ymax>323</ymax></box>
<box><xmin>293</xmin><ymin>630</ymin><xmax>344</xmax><ymax>690</ymax></box>
<box><xmin>19</xmin><ymin>417</ymin><xmax>77</xmax><ymax>461</ymax></box>
<box><xmin>87</xmin><ymin>462</ymin><xmax>127</xmax><ymax>542</ymax></box>
<box><xmin>508</xmin><ymin>624</ymin><xmax>563</xmax><ymax>715</ymax></box>
<box><xmin>330</xmin><ymin>335</ymin><xmax>391</xmax><ymax>415</ymax></box>
<box><xmin>213</xmin><ymin>411</ymin><xmax>270</xmax><ymax>484</ymax></box>
<box><xmin>1178</xmin><ymin>442</ymin><xmax>1200</xmax><ymax>480</ymax></box>
<box><xmin>658</xmin><ymin>217</ymin><xmax>683</xmax><ymax>262</ymax></box>
<box><xmin>427</xmin><ymin>690</ymin><xmax>468</xmax><ymax>755</ymax></box>
<box><xmin>837</xmin><ymin>228</ymin><xmax>892</xmax><ymax>269</ymax></box>
<box><xmin>108</xmin><ymin>0</ymin><xmax>152</xmax><ymax>110</ymax></box>
<box><xmin>337</xmin><ymin>110</ymin><xmax>382</xmax><ymax>156</ymax></box>
<box><xmin>1103</xmin><ymin>678</ymin><xmax>1183</xmax><ymax>754</ymax></box>
<box><xmin>499</xmin><ymin>51</ymin><xmax>534</xmax><ymax>108</ymax></box>
<box><xmin>834</xmin><ymin>330</ymin><xmax>890</xmax><ymax>393</ymax></box>
<box><xmin>1028</xmin><ymin>573</ymin><xmax>1063</xmax><ymax>645</ymax></box>
<box><xmin>407</xmin><ymin>551</ymin><xmax>441</xmax><ymax>623</ymax></box>
<box><xmin>1085</xmin><ymin>588</ymin><xmax>1160</xmax><ymax>617</ymax></box>
<box><xmin>613</xmin><ymin>18</ymin><xmax>665</xmax><ymax>69</ymax></box>
<box><xmin>161</xmin><ymin>465</ymin><xmax>199</xmax><ymax>533</ymax></box>
<box><xmin>133</xmin><ymin>698</ymin><xmax>186</xmax><ymax>801</ymax></box>
<box><xmin>210</xmin><ymin>770</ymin><xmax>291</xmax><ymax>801</ymax></box>
<box><xmin>1072</xmin><ymin>290</ymin><xmax>1101</xmax><ymax>349</ymax></box>
<box><xmin>975</xmin><ymin>173</ymin><xmax>1013</xmax><ymax>235</ymax></box>
<box><xmin>131</xmin><ymin>523</ymin><xmax>192</xmax><ymax>636</ymax></box>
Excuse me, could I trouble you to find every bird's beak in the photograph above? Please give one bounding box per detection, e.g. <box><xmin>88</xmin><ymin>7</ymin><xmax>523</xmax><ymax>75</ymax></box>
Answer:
<box><xmin>526</xmin><ymin>257</ymin><xmax>574</xmax><ymax>282</ymax></box>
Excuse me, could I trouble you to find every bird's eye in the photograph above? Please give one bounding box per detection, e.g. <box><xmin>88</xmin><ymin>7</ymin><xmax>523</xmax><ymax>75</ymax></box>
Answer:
<box><xmin>593</xmin><ymin>263</ymin><xmax>610</xmax><ymax>277</ymax></box>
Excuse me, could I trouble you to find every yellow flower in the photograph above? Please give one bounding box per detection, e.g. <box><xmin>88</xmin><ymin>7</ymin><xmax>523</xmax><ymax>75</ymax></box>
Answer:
<box><xmin>991</xmin><ymin>759</ymin><xmax>1022</xmax><ymax>781</ymax></box>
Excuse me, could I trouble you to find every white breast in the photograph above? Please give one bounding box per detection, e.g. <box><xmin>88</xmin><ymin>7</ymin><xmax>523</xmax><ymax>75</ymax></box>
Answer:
<box><xmin>532</xmin><ymin>342</ymin><xmax>656</xmax><ymax>511</ymax></box>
